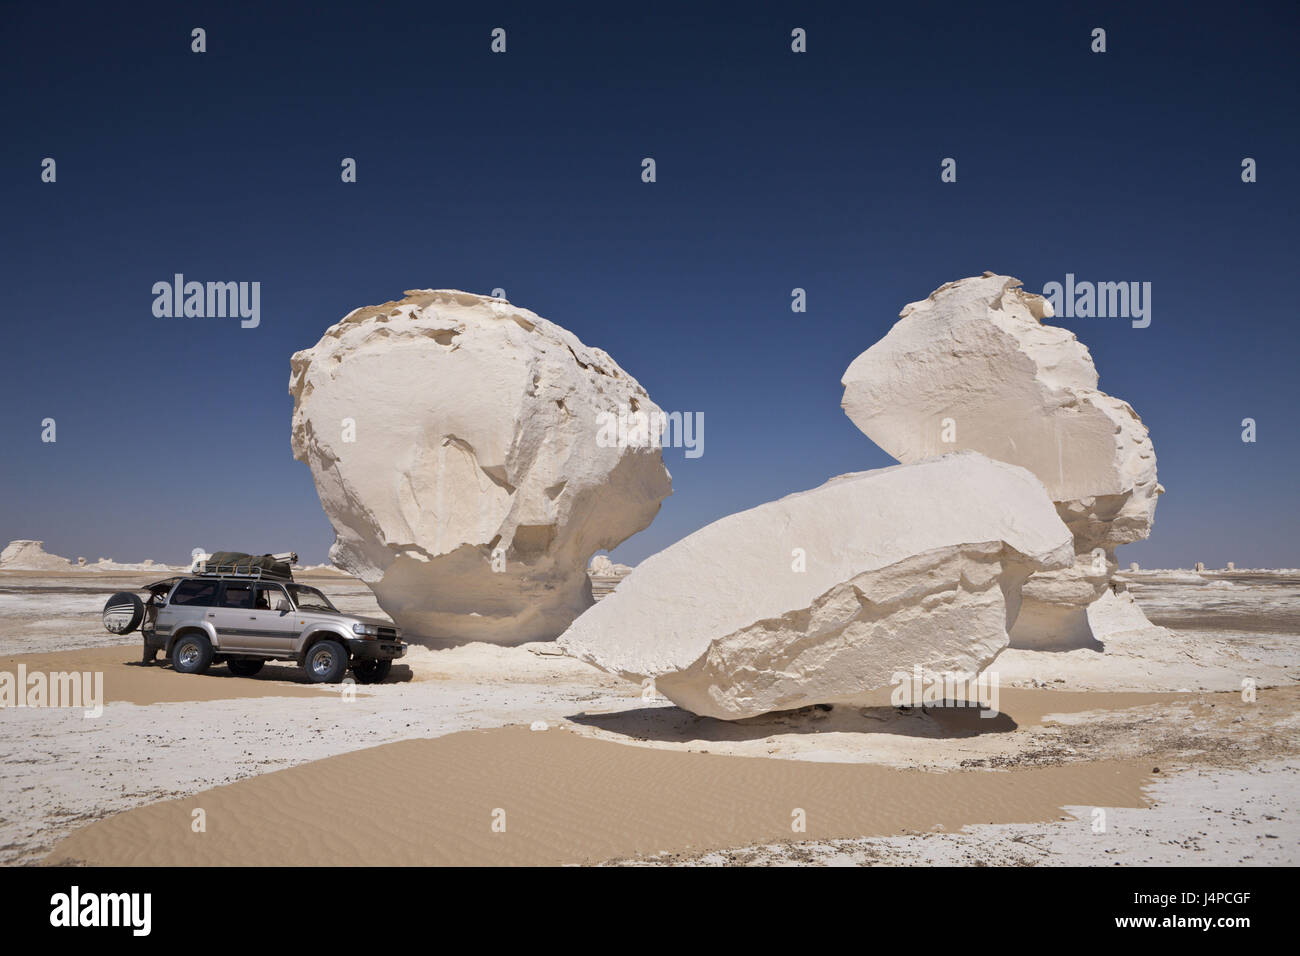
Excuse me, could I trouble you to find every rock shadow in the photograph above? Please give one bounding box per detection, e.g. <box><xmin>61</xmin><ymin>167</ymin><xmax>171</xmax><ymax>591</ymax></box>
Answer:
<box><xmin>568</xmin><ymin>700</ymin><xmax>1018</xmax><ymax>743</ymax></box>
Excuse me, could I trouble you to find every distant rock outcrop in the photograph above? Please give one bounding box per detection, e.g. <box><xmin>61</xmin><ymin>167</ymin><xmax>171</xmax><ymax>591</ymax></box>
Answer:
<box><xmin>2</xmin><ymin>539</ymin><xmax>177</xmax><ymax>573</ymax></box>
<box><xmin>0</xmin><ymin>540</ymin><xmax>74</xmax><ymax>570</ymax></box>
<box><xmin>587</xmin><ymin>554</ymin><xmax>634</xmax><ymax>600</ymax></box>
<box><xmin>291</xmin><ymin>290</ymin><xmax>672</xmax><ymax>645</ymax></box>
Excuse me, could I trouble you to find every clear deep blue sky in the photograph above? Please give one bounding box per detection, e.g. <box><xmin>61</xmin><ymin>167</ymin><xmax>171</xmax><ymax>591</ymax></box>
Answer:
<box><xmin>2</xmin><ymin>1</ymin><xmax>1297</xmax><ymax>569</ymax></box>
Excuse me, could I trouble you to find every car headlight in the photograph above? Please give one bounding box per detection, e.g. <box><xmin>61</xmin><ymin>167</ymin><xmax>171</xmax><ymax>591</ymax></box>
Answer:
<box><xmin>352</xmin><ymin>624</ymin><xmax>381</xmax><ymax>637</ymax></box>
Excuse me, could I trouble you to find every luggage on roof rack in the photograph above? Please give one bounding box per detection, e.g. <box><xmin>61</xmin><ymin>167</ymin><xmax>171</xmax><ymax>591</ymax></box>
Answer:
<box><xmin>195</xmin><ymin>551</ymin><xmax>296</xmax><ymax>580</ymax></box>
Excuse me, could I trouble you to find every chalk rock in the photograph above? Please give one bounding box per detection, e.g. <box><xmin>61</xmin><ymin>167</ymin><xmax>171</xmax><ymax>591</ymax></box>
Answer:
<box><xmin>588</xmin><ymin>555</ymin><xmax>633</xmax><ymax>576</ymax></box>
<box><xmin>588</xmin><ymin>554</ymin><xmax>634</xmax><ymax>601</ymax></box>
<box><xmin>841</xmin><ymin>273</ymin><xmax>1161</xmax><ymax>649</ymax></box>
<box><xmin>0</xmin><ymin>540</ymin><xmax>74</xmax><ymax>571</ymax></box>
<box><xmin>559</xmin><ymin>452</ymin><xmax>1073</xmax><ymax>719</ymax></box>
<box><xmin>89</xmin><ymin>557</ymin><xmax>166</xmax><ymax>571</ymax></box>
<box><xmin>290</xmin><ymin>289</ymin><xmax>672</xmax><ymax>644</ymax></box>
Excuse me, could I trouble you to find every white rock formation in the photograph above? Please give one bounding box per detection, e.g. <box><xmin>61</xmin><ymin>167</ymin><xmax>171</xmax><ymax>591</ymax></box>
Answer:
<box><xmin>588</xmin><ymin>555</ymin><xmax>633</xmax><ymax>576</ymax></box>
<box><xmin>290</xmin><ymin>289</ymin><xmax>673</xmax><ymax>644</ymax></box>
<box><xmin>0</xmin><ymin>540</ymin><xmax>74</xmax><ymax>571</ymax></box>
<box><xmin>0</xmin><ymin>540</ymin><xmax>175</xmax><ymax>572</ymax></box>
<box><xmin>559</xmin><ymin>452</ymin><xmax>1074</xmax><ymax>719</ymax></box>
<box><xmin>588</xmin><ymin>554</ymin><xmax>634</xmax><ymax>600</ymax></box>
<box><xmin>88</xmin><ymin>557</ymin><xmax>165</xmax><ymax>571</ymax></box>
<box><xmin>841</xmin><ymin>273</ymin><xmax>1162</xmax><ymax>649</ymax></box>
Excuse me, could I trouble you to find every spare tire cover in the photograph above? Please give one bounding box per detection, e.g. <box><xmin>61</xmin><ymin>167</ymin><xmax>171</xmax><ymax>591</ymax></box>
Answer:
<box><xmin>103</xmin><ymin>592</ymin><xmax>145</xmax><ymax>635</ymax></box>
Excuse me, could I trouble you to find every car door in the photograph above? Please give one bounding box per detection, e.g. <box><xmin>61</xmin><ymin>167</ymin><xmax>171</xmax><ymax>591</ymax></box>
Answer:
<box><xmin>252</xmin><ymin>583</ymin><xmax>301</xmax><ymax>656</ymax></box>
<box><xmin>210</xmin><ymin>581</ymin><xmax>258</xmax><ymax>651</ymax></box>
<box><xmin>156</xmin><ymin>578</ymin><xmax>219</xmax><ymax>646</ymax></box>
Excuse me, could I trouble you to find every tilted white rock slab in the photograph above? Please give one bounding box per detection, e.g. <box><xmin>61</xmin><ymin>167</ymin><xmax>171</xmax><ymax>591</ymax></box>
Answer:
<box><xmin>559</xmin><ymin>452</ymin><xmax>1074</xmax><ymax>719</ymax></box>
<box><xmin>290</xmin><ymin>290</ymin><xmax>672</xmax><ymax>645</ymax></box>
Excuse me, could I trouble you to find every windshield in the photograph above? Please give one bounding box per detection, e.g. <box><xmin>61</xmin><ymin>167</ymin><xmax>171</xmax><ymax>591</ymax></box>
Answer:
<box><xmin>286</xmin><ymin>584</ymin><xmax>337</xmax><ymax>612</ymax></box>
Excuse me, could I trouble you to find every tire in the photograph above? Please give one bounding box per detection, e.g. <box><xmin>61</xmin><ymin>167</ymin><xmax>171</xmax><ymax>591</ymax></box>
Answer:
<box><xmin>304</xmin><ymin>640</ymin><xmax>348</xmax><ymax>684</ymax></box>
<box><xmin>352</xmin><ymin>658</ymin><xmax>392</xmax><ymax>684</ymax></box>
<box><xmin>171</xmin><ymin>632</ymin><xmax>213</xmax><ymax>675</ymax></box>
<box><xmin>103</xmin><ymin>592</ymin><xmax>145</xmax><ymax>635</ymax></box>
<box><xmin>227</xmin><ymin>659</ymin><xmax>265</xmax><ymax>677</ymax></box>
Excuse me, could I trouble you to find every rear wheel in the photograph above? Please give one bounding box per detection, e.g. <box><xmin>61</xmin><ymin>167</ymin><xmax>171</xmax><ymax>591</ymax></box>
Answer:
<box><xmin>352</xmin><ymin>659</ymin><xmax>392</xmax><ymax>684</ymax></box>
<box><xmin>171</xmin><ymin>633</ymin><xmax>213</xmax><ymax>675</ymax></box>
<box><xmin>304</xmin><ymin>640</ymin><xmax>348</xmax><ymax>684</ymax></box>
<box><xmin>227</xmin><ymin>659</ymin><xmax>265</xmax><ymax>677</ymax></box>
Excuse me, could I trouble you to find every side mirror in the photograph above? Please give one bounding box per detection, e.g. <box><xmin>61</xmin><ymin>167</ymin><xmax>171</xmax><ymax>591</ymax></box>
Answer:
<box><xmin>276</xmin><ymin>599</ymin><xmax>292</xmax><ymax>612</ymax></box>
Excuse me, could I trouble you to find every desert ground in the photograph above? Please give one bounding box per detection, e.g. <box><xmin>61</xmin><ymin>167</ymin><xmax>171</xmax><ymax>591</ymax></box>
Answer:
<box><xmin>1</xmin><ymin>567</ymin><xmax>1297</xmax><ymax>866</ymax></box>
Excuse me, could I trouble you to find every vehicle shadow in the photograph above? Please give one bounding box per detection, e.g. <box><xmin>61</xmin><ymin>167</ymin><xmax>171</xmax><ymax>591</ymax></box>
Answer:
<box><xmin>125</xmin><ymin>659</ymin><xmax>414</xmax><ymax>685</ymax></box>
<box><xmin>567</xmin><ymin>700</ymin><xmax>1017</xmax><ymax>743</ymax></box>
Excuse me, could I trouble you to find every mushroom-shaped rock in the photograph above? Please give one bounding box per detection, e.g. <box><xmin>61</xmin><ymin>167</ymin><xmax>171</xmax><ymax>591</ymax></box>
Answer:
<box><xmin>841</xmin><ymin>273</ymin><xmax>1161</xmax><ymax>649</ymax></box>
<box><xmin>290</xmin><ymin>290</ymin><xmax>673</xmax><ymax>645</ymax></box>
<box><xmin>558</xmin><ymin>452</ymin><xmax>1074</xmax><ymax>719</ymax></box>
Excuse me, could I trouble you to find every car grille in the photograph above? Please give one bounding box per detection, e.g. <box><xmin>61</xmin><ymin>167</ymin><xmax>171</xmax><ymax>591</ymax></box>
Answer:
<box><xmin>378</xmin><ymin>626</ymin><xmax>400</xmax><ymax>640</ymax></box>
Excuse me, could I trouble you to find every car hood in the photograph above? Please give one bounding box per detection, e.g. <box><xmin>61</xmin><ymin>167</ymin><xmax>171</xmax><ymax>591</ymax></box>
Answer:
<box><xmin>298</xmin><ymin>609</ymin><xmax>394</xmax><ymax>629</ymax></box>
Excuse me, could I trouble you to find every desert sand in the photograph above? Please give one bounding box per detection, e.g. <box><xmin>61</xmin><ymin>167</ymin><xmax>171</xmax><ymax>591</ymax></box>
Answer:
<box><xmin>1</xmin><ymin>567</ymin><xmax>1297</xmax><ymax>866</ymax></box>
<box><xmin>45</xmin><ymin>726</ymin><xmax>1154</xmax><ymax>866</ymax></box>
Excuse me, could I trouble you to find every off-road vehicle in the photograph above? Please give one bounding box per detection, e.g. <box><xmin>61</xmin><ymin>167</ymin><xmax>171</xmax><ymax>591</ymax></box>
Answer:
<box><xmin>101</xmin><ymin>552</ymin><xmax>405</xmax><ymax>684</ymax></box>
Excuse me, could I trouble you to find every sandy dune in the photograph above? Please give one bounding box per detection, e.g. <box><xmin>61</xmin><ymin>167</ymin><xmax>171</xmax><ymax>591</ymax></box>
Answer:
<box><xmin>45</xmin><ymin>725</ymin><xmax>1153</xmax><ymax>867</ymax></box>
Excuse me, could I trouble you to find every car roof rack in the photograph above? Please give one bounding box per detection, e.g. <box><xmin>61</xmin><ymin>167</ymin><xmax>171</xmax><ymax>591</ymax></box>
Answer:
<box><xmin>193</xmin><ymin>563</ymin><xmax>294</xmax><ymax>582</ymax></box>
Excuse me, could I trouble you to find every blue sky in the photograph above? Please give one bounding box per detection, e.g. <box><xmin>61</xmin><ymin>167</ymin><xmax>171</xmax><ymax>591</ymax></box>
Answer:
<box><xmin>2</xmin><ymin>1</ymin><xmax>1297</xmax><ymax>569</ymax></box>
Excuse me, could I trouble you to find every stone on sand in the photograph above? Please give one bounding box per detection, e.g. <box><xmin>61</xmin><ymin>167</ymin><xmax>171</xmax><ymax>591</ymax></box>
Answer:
<box><xmin>559</xmin><ymin>452</ymin><xmax>1074</xmax><ymax>719</ymax></box>
<box><xmin>841</xmin><ymin>273</ymin><xmax>1162</xmax><ymax>649</ymax></box>
<box><xmin>290</xmin><ymin>290</ymin><xmax>672</xmax><ymax>645</ymax></box>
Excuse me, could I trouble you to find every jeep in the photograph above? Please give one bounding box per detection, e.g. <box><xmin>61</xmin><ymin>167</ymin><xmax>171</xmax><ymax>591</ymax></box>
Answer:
<box><xmin>102</xmin><ymin>562</ymin><xmax>405</xmax><ymax>684</ymax></box>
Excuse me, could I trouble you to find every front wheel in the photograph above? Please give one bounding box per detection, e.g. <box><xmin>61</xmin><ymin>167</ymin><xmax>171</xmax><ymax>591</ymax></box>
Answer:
<box><xmin>352</xmin><ymin>659</ymin><xmax>392</xmax><ymax>684</ymax></box>
<box><xmin>171</xmin><ymin>633</ymin><xmax>213</xmax><ymax>675</ymax></box>
<box><xmin>304</xmin><ymin>640</ymin><xmax>348</xmax><ymax>684</ymax></box>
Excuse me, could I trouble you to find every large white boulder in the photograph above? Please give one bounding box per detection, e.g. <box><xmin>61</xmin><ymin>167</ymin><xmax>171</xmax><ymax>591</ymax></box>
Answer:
<box><xmin>559</xmin><ymin>452</ymin><xmax>1074</xmax><ymax>719</ymax></box>
<box><xmin>290</xmin><ymin>290</ymin><xmax>672</xmax><ymax>645</ymax></box>
<box><xmin>841</xmin><ymin>273</ymin><xmax>1162</xmax><ymax>649</ymax></box>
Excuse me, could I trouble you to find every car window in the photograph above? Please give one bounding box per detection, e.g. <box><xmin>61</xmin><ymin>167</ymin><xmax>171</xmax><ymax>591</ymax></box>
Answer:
<box><xmin>219</xmin><ymin>583</ymin><xmax>255</xmax><ymax>609</ymax></box>
<box><xmin>170</xmin><ymin>579</ymin><xmax>219</xmax><ymax>606</ymax></box>
<box><xmin>255</xmin><ymin>585</ymin><xmax>287</xmax><ymax>610</ymax></box>
<box><xmin>287</xmin><ymin>585</ymin><xmax>336</xmax><ymax>612</ymax></box>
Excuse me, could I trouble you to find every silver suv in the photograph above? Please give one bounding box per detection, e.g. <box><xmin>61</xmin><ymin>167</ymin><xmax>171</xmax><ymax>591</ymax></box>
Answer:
<box><xmin>105</xmin><ymin>568</ymin><xmax>405</xmax><ymax>684</ymax></box>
